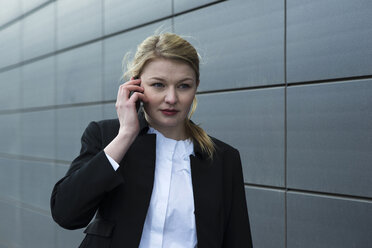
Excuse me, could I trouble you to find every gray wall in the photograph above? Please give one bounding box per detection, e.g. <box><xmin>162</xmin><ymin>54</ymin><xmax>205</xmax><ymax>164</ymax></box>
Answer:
<box><xmin>0</xmin><ymin>0</ymin><xmax>371</xmax><ymax>247</ymax></box>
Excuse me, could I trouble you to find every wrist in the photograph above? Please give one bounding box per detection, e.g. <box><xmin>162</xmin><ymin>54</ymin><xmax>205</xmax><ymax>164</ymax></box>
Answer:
<box><xmin>117</xmin><ymin>129</ymin><xmax>137</xmax><ymax>143</ymax></box>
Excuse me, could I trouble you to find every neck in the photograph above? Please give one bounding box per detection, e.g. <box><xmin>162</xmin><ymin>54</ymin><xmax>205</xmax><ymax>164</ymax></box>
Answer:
<box><xmin>144</xmin><ymin>113</ymin><xmax>187</xmax><ymax>141</ymax></box>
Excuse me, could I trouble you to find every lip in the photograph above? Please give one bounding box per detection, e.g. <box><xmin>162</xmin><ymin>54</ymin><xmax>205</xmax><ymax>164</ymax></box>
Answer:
<box><xmin>161</xmin><ymin>109</ymin><xmax>179</xmax><ymax>116</ymax></box>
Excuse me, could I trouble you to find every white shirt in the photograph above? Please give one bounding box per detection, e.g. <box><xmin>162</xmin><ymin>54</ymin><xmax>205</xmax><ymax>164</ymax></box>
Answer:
<box><xmin>105</xmin><ymin>128</ymin><xmax>197</xmax><ymax>248</ymax></box>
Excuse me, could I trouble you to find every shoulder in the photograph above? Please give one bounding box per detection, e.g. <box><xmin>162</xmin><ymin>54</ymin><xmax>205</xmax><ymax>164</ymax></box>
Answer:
<box><xmin>83</xmin><ymin>119</ymin><xmax>119</xmax><ymax>146</ymax></box>
<box><xmin>210</xmin><ymin>136</ymin><xmax>239</xmax><ymax>153</ymax></box>
<box><xmin>84</xmin><ymin>118</ymin><xmax>119</xmax><ymax>135</ymax></box>
<box><xmin>94</xmin><ymin>118</ymin><xmax>119</xmax><ymax>129</ymax></box>
<box><xmin>209</xmin><ymin>136</ymin><xmax>241</xmax><ymax>159</ymax></box>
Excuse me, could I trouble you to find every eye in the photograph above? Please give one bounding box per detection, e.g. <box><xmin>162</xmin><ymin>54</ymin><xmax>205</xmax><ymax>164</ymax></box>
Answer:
<box><xmin>179</xmin><ymin>83</ymin><xmax>191</xmax><ymax>89</ymax></box>
<box><xmin>151</xmin><ymin>82</ymin><xmax>164</xmax><ymax>88</ymax></box>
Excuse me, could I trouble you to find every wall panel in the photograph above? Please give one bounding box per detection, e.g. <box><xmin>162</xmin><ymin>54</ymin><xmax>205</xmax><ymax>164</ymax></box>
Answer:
<box><xmin>287</xmin><ymin>80</ymin><xmax>372</xmax><ymax>198</ymax></box>
<box><xmin>0</xmin><ymin>0</ymin><xmax>20</xmax><ymax>26</ymax></box>
<box><xmin>0</xmin><ymin>200</ymin><xmax>21</xmax><ymax>248</ymax></box>
<box><xmin>55</xmin><ymin>225</ymin><xmax>85</xmax><ymax>248</ymax></box>
<box><xmin>0</xmin><ymin>22</ymin><xmax>21</xmax><ymax>69</ymax></box>
<box><xmin>0</xmin><ymin>68</ymin><xmax>21</xmax><ymax>111</ymax></box>
<box><xmin>19</xmin><ymin>208</ymin><xmax>55</xmax><ymax>248</ymax></box>
<box><xmin>193</xmin><ymin>88</ymin><xmax>285</xmax><ymax>187</ymax></box>
<box><xmin>20</xmin><ymin>160</ymin><xmax>55</xmax><ymax>211</ymax></box>
<box><xmin>287</xmin><ymin>192</ymin><xmax>372</xmax><ymax>248</ymax></box>
<box><xmin>174</xmin><ymin>0</ymin><xmax>222</xmax><ymax>13</ymax></box>
<box><xmin>245</xmin><ymin>186</ymin><xmax>285</xmax><ymax>248</ymax></box>
<box><xmin>0</xmin><ymin>113</ymin><xmax>21</xmax><ymax>155</ymax></box>
<box><xmin>21</xmin><ymin>110</ymin><xmax>55</xmax><ymax>159</ymax></box>
<box><xmin>21</xmin><ymin>56</ymin><xmax>55</xmax><ymax>108</ymax></box>
<box><xmin>21</xmin><ymin>0</ymin><xmax>49</xmax><ymax>14</ymax></box>
<box><xmin>103</xmin><ymin>0</ymin><xmax>172</xmax><ymax>35</ymax></box>
<box><xmin>56</xmin><ymin>41</ymin><xmax>102</xmax><ymax>105</ymax></box>
<box><xmin>56</xmin><ymin>105</ymin><xmax>102</xmax><ymax>161</ymax></box>
<box><xmin>287</xmin><ymin>0</ymin><xmax>372</xmax><ymax>82</ymax></box>
<box><xmin>0</xmin><ymin>158</ymin><xmax>20</xmax><ymax>201</ymax></box>
<box><xmin>22</xmin><ymin>2</ymin><xmax>54</xmax><ymax>60</ymax></box>
<box><xmin>57</xmin><ymin>0</ymin><xmax>102</xmax><ymax>49</ymax></box>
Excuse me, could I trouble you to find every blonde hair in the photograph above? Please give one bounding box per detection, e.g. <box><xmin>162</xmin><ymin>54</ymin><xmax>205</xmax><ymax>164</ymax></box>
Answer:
<box><xmin>123</xmin><ymin>33</ymin><xmax>215</xmax><ymax>159</ymax></box>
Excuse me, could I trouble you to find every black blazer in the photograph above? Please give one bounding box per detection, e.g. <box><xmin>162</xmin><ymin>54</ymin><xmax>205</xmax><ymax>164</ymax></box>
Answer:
<box><xmin>51</xmin><ymin>111</ymin><xmax>253</xmax><ymax>248</ymax></box>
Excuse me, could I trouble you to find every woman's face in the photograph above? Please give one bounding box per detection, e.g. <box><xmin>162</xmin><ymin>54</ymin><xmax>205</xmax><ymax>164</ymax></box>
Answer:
<box><xmin>140</xmin><ymin>58</ymin><xmax>198</xmax><ymax>138</ymax></box>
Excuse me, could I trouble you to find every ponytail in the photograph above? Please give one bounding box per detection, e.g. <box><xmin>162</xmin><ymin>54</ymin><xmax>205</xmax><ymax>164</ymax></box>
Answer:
<box><xmin>185</xmin><ymin>97</ymin><xmax>215</xmax><ymax>160</ymax></box>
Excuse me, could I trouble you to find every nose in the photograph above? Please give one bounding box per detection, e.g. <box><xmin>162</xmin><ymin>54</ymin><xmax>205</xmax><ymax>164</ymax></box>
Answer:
<box><xmin>164</xmin><ymin>87</ymin><xmax>178</xmax><ymax>105</ymax></box>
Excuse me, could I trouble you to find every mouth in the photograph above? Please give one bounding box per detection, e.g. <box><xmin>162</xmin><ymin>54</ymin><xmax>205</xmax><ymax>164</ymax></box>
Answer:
<box><xmin>161</xmin><ymin>109</ymin><xmax>179</xmax><ymax>116</ymax></box>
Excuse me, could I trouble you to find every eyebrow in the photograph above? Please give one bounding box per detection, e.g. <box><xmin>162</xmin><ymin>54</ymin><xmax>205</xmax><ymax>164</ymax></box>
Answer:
<box><xmin>148</xmin><ymin>76</ymin><xmax>194</xmax><ymax>83</ymax></box>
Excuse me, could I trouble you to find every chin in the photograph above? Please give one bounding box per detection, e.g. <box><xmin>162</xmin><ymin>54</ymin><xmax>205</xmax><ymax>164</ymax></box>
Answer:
<box><xmin>145</xmin><ymin>112</ymin><xmax>181</xmax><ymax>128</ymax></box>
<box><xmin>157</xmin><ymin>119</ymin><xmax>183</xmax><ymax>128</ymax></box>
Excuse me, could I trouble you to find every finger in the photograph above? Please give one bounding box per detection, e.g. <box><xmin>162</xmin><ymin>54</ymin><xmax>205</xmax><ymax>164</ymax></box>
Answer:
<box><xmin>127</xmin><ymin>92</ymin><xmax>140</xmax><ymax>104</ymax></box>
<box><xmin>122</xmin><ymin>85</ymin><xmax>144</xmax><ymax>93</ymax></box>
<box><xmin>124</xmin><ymin>78</ymin><xmax>141</xmax><ymax>86</ymax></box>
<box><xmin>132</xmin><ymin>92</ymin><xmax>149</xmax><ymax>103</ymax></box>
<box><xmin>117</xmin><ymin>85</ymin><xmax>143</xmax><ymax>100</ymax></box>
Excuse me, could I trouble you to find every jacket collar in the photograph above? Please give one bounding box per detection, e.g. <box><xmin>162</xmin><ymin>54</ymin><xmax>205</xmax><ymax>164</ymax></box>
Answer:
<box><xmin>137</xmin><ymin>109</ymin><xmax>208</xmax><ymax>160</ymax></box>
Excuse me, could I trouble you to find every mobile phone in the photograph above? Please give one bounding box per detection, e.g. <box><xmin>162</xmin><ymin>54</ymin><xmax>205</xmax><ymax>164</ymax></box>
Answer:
<box><xmin>129</xmin><ymin>76</ymin><xmax>141</xmax><ymax>112</ymax></box>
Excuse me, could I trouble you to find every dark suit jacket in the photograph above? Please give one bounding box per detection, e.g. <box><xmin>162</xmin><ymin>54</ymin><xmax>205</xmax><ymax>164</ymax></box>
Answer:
<box><xmin>50</xmin><ymin>111</ymin><xmax>252</xmax><ymax>248</ymax></box>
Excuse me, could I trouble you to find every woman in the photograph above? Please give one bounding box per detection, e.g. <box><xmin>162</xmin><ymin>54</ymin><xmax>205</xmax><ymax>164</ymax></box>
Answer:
<box><xmin>51</xmin><ymin>33</ymin><xmax>252</xmax><ymax>248</ymax></box>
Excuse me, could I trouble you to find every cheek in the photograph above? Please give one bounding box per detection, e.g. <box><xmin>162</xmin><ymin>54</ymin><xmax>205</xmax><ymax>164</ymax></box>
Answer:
<box><xmin>143</xmin><ymin>89</ymin><xmax>158</xmax><ymax>103</ymax></box>
<box><xmin>182</xmin><ymin>94</ymin><xmax>195</xmax><ymax>110</ymax></box>
<box><xmin>143</xmin><ymin>91</ymin><xmax>162</xmax><ymax>111</ymax></box>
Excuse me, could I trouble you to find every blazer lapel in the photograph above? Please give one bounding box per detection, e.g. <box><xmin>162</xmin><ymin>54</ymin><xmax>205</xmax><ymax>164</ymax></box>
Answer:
<box><xmin>190</xmin><ymin>143</ymin><xmax>225</xmax><ymax>246</ymax></box>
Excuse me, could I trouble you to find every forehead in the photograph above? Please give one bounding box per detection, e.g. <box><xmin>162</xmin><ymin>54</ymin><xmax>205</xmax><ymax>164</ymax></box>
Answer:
<box><xmin>141</xmin><ymin>58</ymin><xmax>196</xmax><ymax>80</ymax></box>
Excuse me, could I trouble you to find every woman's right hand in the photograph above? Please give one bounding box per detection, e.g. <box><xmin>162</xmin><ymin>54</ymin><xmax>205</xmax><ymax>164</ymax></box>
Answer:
<box><xmin>104</xmin><ymin>77</ymin><xmax>147</xmax><ymax>164</ymax></box>
<box><xmin>115</xmin><ymin>77</ymin><xmax>147</xmax><ymax>139</ymax></box>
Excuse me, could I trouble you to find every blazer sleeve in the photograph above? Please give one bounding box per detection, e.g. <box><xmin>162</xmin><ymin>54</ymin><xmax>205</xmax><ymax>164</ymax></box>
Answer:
<box><xmin>223</xmin><ymin>148</ymin><xmax>253</xmax><ymax>248</ymax></box>
<box><xmin>50</xmin><ymin>121</ymin><xmax>124</xmax><ymax>230</ymax></box>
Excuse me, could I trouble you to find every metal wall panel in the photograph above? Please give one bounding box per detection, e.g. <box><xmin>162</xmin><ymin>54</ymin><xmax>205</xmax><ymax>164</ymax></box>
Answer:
<box><xmin>103</xmin><ymin>0</ymin><xmax>172</xmax><ymax>35</ymax></box>
<box><xmin>287</xmin><ymin>192</ymin><xmax>372</xmax><ymax>248</ymax></box>
<box><xmin>55</xmin><ymin>105</ymin><xmax>102</xmax><ymax>161</ymax></box>
<box><xmin>21</xmin><ymin>0</ymin><xmax>49</xmax><ymax>14</ymax></box>
<box><xmin>21</xmin><ymin>57</ymin><xmax>55</xmax><ymax>108</ymax></box>
<box><xmin>103</xmin><ymin>102</ymin><xmax>116</xmax><ymax>120</ymax></box>
<box><xmin>57</xmin><ymin>0</ymin><xmax>102</xmax><ymax>49</ymax></box>
<box><xmin>0</xmin><ymin>68</ymin><xmax>21</xmax><ymax>111</ymax></box>
<box><xmin>0</xmin><ymin>114</ymin><xmax>21</xmax><ymax>155</ymax></box>
<box><xmin>55</xmin><ymin>225</ymin><xmax>85</xmax><ymax>248</ymax></box>
<box><xmin>0</xmin><ymin>200</ymin><xmax>21</xmax><ymax>248</ymax></box>
<box><xmin>193</xmin><ymin>88</ymin><xmax>285</xmax><ymax>187</ymax></box>
<box><xmin>20</xmin><ymin>208</ymin><xmax>55</xmax><ymax>248</ymax></box>
<box><xmin>22</xmin><ymin>2</ymin><xmax>55</xmax><ymax>60</ymax></box>
<box><xmin>287</xmin><ymin>0</ymin><xmax>372</xmax><ymax>83</ymax></box>
<box><xmin>21</xmin><ymin>110</ymin><xmax>55</xmax><ymax>159</ymax></box>
<box><xmin>20</xmin><ymin>160</ymin><xmax>54</xmax><ymax>211</ymax></box>
<box><xmin>174</xmin><ymin>0</ymin><xmax>284</xmax><ymax>91</ymax></box>
<box><xmin>103</xmin><ymin>20</ymin><xmax>172</xmax><ymax>101</ymax></box>
<box><xmin>56</xmin><ymin>41</ymin><xmax>102</xmax><ymax>105</ymax></box>
<box><xmin>174</xmin><ymin>0</ymin><xmax>222</xmax><ymax>13</ymax></box>
<box><xmin>0</xmin><ymin>22</ymin><xmax>21</xmax><ymax>69</ymax></box>
<box><xmin>0</xmin><ymin>0</ymin><xmax>20</xmax><ymax>26</ymax></box>
<box><xmin>287</xmin><ymin>80</ymin><xmax>372</xmax><ymax>198</ymax></box>
<box><xmin>0</xmin><ymin>158</ymin><xmax>20</xmax><ymax>201</ymax></box>
<box><xmin>245</xmin><ymin>186</ymin><xmax>285</xmax><ymax>248</ymax></box>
